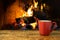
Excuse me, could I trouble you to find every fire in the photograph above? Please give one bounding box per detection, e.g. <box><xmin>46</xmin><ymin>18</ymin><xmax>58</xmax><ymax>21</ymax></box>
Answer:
<box><xmin>41</xmin><ymin>4</ymin><xmax>43</xmax><ymax>11</ymax></box>
<box><xmin>20</xmin><ymin>0</ymin><xmax>39</xmax><ymax>17</ymax></box>
<box><xmin>21</xmin><ymin>23</ymin><xmax>26</xmax><ymax>27</ymax></box>
<box><xmin>30</xmin><ymin>22</ymin><xmax>37</xmax><ymax>29</ymax></box>
<box><xmin>33</xmin><ymin>0</ymin><xmax>38</xmax><ymax>8</ymax></box>
<box><xmin>23</xmin><ymin>0</ymin><xmax>38</xmax><ymax>17</ymax></box>
<box><xmin>21</xmin><ymin>0</ymin><xmax>38</xmax><ymax>29</ymax></box>
<box><xmin>43</xmin><ymin>3</ymin><xmax>46</xmax><ymax>7</ymax></box>
<box><xmin>22</xmin><ymin>5</ymin><xmax>33</xmax><ymax>17</ymax></box>
<box><xmin>20</xmin><ymin>18</ymin><xmax>26</xmax><ymax>27</ymax></box>
<box><xmin>26</xmin><ymin>5</ymin><xmax>33</xmax><ymax>17</ymax></box>
<box><xmin>18</xmin><ymin>0</ymin><xmax>39</xmax><ymax>29</ymax></box>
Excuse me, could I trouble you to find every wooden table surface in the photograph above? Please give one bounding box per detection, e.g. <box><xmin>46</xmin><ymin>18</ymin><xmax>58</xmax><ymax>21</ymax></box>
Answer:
<box><xmin>0</xmin><ymin>30</ymin><xmax>60</xmax><ymax>40</ymax></box>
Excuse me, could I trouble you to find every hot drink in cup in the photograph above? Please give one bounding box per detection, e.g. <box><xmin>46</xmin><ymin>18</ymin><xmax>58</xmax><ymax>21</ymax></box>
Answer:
<box><xmin>38</xmin><ymin>20</ymin><xmax>52</xmax><ymax>36</ymax></box>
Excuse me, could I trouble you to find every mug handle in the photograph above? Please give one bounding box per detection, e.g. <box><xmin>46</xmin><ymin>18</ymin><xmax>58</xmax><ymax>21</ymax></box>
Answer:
<box><xmin>51</xmin><ymin>22</ymin><xmax>57</xmax><ymax>30</ymax></box>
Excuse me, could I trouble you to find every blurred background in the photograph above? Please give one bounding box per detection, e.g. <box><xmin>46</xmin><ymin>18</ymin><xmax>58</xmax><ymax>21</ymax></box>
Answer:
<box><xmin>0</xmin><ymin>0</ymin><xmax>60</xmax><ymax>30</ymax></box>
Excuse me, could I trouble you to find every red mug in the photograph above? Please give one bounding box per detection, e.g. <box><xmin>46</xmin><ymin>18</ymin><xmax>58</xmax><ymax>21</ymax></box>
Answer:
<box><xmin>38</xmin><ymin>20</ymin><xmax>52</xmax><ymax>36</ymax></box>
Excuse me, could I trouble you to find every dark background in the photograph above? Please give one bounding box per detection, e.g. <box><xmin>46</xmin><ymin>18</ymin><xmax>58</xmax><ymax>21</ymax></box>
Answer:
<box><xmin>1</xmin><ymin>0</ymin><xmax>60</xmax><ymax>18</ymax></box>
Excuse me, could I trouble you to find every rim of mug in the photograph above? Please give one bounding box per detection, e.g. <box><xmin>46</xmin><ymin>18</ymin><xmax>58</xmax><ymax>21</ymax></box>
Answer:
<box><xmin>38</xmin><ymin>20</ymin><xmax>51</xmax><ymax>22</ymax></box>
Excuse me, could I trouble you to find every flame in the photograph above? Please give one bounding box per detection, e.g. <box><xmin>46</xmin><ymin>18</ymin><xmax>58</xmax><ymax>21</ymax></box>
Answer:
<box><xmin>27</xmin><ymin>5</ymin><xmax>33</xmax><ymax>17</ymax></box>
<box><xmin>21</xmin><ymin>23</ymin><xmax>26</xmax><ymax>27</ymax></box>
<box><xmin>19</xmin><ymin>0</ymin><xmax>38</xmax><ymax>29</ymax></box>
<box><xmin>30</xmin><ymin>22</ymin><xmax>37</xmax><ymax>29</ymax></box>
<box><xmin>17</xmin><ymin>0</ymin><xmax>39</xmax><ymax>29</ymax></box>
<box><xmin>43</xmin><ymin>3</ymin><xmax>46</xmax><ymax>7</ymax></box>
<box><xmin>19</xmin><ymin>0</ymin><xmax>39</xmax><ymax>17</ymax></box>
<box><xmin>23</xmin><ymin>5</ymin><xmax>33</xmax><ymax>17</ymax></box>
<box><xmin>22</xmin><ymin>0</ymin><xmax>39</xmax><ymax>17</ymax></box>
<box><xmin>33</xmin><ymin>0</ymin><xmax>38</xmax><ymax>8</ymax></box>
<box><xmin>20</xmin><ymin>18</ymin><xmax>26</xmax><ymax>27</ymax></box>
<box><xmin>15</xmin><ymin>7</ymin><xmax>26</xmax><ymax>18</ymax></box>
<box><xmin>41</xmin><ymin>4</ymin><xmax>43</xmax><ymax>11</ymax></box>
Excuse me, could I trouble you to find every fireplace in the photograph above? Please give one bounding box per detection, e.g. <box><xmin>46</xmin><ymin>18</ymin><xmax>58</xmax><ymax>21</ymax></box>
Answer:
<box><xmin>1</xmin><ymin>0</ymin><xmax>50</xmax><ymax>30</ymax></box>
